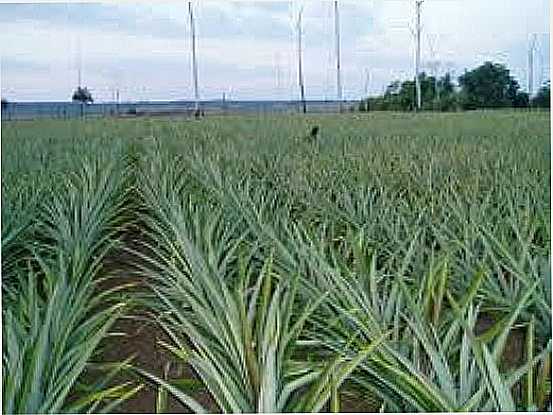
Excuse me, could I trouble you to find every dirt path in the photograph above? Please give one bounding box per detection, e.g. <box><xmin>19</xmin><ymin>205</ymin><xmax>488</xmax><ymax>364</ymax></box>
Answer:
<box><xmin>98</xmin><ymin>225</ymin><xmax>217</xmax><ymax>413</ymax></box>
<box><xmin>92</xmin><ymin>208</ymin><xmax>527</xmax><ymax>414</ymax></box>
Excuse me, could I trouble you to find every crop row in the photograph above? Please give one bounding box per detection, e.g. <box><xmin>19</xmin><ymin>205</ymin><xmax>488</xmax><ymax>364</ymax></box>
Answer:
<box><xmin>1</xmin><ymin>113</ymin><xmax>551</xmax><ymax>412</ymax></box>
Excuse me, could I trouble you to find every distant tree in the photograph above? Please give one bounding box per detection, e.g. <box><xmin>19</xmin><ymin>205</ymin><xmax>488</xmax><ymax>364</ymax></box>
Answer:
<box><xmin>359</xmin><ymin>62</ymin><xmax>534</xmax><ymax>112</ymax></box>
<box><xmin>432</xmin><ymin>73</ymin><xmax>461</xmax><ymax>111</ymax></box>
<box><xmin>384</xmin><ymin>80</ymin><xmax>401</xmax><ymax>97</ymax></box>
<box><xmin>512</xmin><ymin>91</ymin><xmax>529</xmax><ymax>108</ymax></box>
<box><xmin>1</xmin><ymin>98</ymin><xmax>10</xmax><ymax>120</ymax></box>
<box><xmin>458</xmin><ymin>62</ymin><xmax>527</xmax><ymax>109</ymax></box>
<box><xmin>438</xmin><ymin>72</ymin><xmax>454</xmax><ymax>95</ymax></box>
<box><xmin>359</xmin><ymin>72</ymin><xmax>459</xmax><ymax>112</ymax></box>
<box><xmin>71</xmin><ymin>86</ymin><xmax>94</xmax><ymax>104</ymax></box>
<box><xmin>531</xmin><ymin>81</ymin><xmax>550</xmax><ymax>108</ymax></box>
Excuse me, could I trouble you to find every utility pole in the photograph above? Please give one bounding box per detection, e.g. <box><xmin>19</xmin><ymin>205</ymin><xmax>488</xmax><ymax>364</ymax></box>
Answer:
<box><xmin>334</xmin><ymin>1</ymin><xmax>343</xmax><ymax>112</ymax></box>
<box><xmin>189</xmin><ymin>1</ymin><xmax>200</xmax><ymax>117</ymax></box>
<box><xmin>364</xmin><ymin>68</ymin><xmax>370</xmax><ymax>96</ymax></box>
<box><xmin>77</xmin><ymin>37</ymin><xmax>82</xmax><ymax>88</ymax></box>
<box><xmin>537</xmin><ymin>46</ymin><xmax>545</xmax><ymax>91</ymax></box>
<box><xmin>297</xmin><ymin>8</ymin><xmax>306</xmax><ymax>113</ymax></box>
<box><xmin>363</xmin><ymin>68</ymin><xmax>371</xmax><ymax>111</ymax></box>
<box><xmin>116</xmin><ymin>88</ymin><xmax>120</xmax><ymax>116</ymax></box>
<box><xmin>77</xmin><ymin>37</ymin><xmax>84</xmax><ymax>118</ymax></box>
<box><xmin>428</xmin><ymin>34</ymin><xmax>440</xmax><ymax>104</ymax></box>
<box><xmin>275</xmin><ymin>52</ymin><xmax>281</xmax><ymax>91</ymax></box>
<box><xmin>528</xmin><ymin>34</ymin><xmax>537</xmax><ymax>96</ymax></box>
<box><xmin>414</xmin><ymin>0</ymin><xmax>423</xmax><ymax>111</ymax></box>
<box><xmin>78</xmin><ymin>61</ymin><xmax>82</xmax><ymax>89</ymax></box>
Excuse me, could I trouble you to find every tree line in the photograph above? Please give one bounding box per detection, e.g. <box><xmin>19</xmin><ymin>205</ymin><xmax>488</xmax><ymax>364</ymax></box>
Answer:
<box><xmin>359</xmin><ymin>61</ymin><xmax>550</xmax><ymax>112</ymax></box>
<box><xmin>1</xmin><ymin>86</ymin><xmax>94</xmax><ymax>108</ymax></box>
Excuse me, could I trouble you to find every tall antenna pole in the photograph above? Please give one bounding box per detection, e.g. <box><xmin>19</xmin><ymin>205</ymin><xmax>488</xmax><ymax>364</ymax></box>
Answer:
<box><xmin>297</xmin><ymin>8</ymin><xmax>306</xmax><ymax>113</ymax></box>
<box><xmin>528</xmin><ymin>34</ymin><xmax>537</xmax><ymax>96</ymax></box>
<box><xmin>334</xmin><ymin>0</ymin><xmax>342</xmax><ymax>111</ymax></box>
<box><xmin>428</xmin><ymin>34</ymin><xmax>440</xmax><ymax>103</ymax></box>
<box><xmin>189</xmin><ymin>1</ymin><xmax>200</xmax><ymax>116</ymax></box>
<box><xmin>537</xmin><ymin>44</ymin><xmax>544</xmax><ymax>90</ymax></box>
<box><xmin>415</xmin><ymin>0</ymin><xmax>423</xmax><ymax>111</ymax></box>
<box><xmin>77</xmin><ymin>37</ymin><xmax>82</xmax><ymax>88</ymax></box>
<box><xmin>364</xmin><ymin>68</ymin><xmax>370</xmax><ymax>96</ymax></box>
<box><xmin>275</xmin><ymin>52</ymin><xmax>281</xmax><ymax>91</ymax></box>
<box><xmin>76</xmin><ymin>37</ymin><xmax>84</xmax><ymax>118</ymax></box>
<box><xmin>528</xmin><ymin>46</ymin><xmax>533</xmax><ymax>96</ymax></box>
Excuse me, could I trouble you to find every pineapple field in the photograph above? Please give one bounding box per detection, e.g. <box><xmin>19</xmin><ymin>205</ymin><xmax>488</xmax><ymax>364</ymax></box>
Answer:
<box><xmin>1</xmin><ymin>110</ymin><xmax>551</xmax><ymax>413</ymax></box>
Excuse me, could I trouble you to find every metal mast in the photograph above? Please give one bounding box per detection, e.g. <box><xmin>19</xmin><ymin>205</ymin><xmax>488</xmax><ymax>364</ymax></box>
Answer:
<box><xmin>297</xmin><ymin>8</ymin><xmax>306</xmax><ymax>113</ymax></box>
<box><xmin>428</xmin><ymin>34</ymin><xmax>440</xmax><ymax>102</ymax></box>
<box><xmin>528</xmin><ymin>34</ymin><xmax>537</xmax><ymax>96</ymax></box>
<box><xmin>189</xmin><ymin>1</ymin><xmax>200</xmax><ymax>115</ymax></box>
<box><xmin>334</xmin><ymin>1</ymin><xmax>342</xmax><ymax>111</ymax></box>
<box><xmin>415</xmin><ymin>0</ymin><xmax>423</xmax><ymax>111</ymax></box>
<box><xmin>364</xmin><ymin>68</ymin><xmax>370</xmax><ymax>96</ymax></box>
<box><xmin>77</xmin><ymin>37</ymin><xmax>82</xmax><ymax>88</ymax></box>
<box><xmin>275</xmin><ymin>52</ymin><xmax>281</xmax><ymax>91</ymax></box>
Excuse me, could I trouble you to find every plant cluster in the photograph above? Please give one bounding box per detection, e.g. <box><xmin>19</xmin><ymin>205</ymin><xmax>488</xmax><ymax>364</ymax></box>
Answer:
<box><xmin>531</xmin><ymin>81</ymin><xmax>551</xmax><ymax>109</ymax></box>
<box><xmin>72</xmin><ymin>87</ymin><xmax>94</xmax><ymax>104</ymax></box>
<box><xmin>359</xmin><ymin>62</ymin><xmax>549</xmax><ymax>112</ymax></box>
<box><xmin>1</xmin><ymin>112</ymin><xmax>551</xmax><ymax>413</ymax></box>
<box><xmin>2</xmin><ymin>124</ymin><xmax>141</xmax><ymax>413</ymax></box>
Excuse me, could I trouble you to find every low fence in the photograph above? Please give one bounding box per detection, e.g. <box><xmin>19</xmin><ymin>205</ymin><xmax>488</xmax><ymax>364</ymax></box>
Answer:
<box><xmin>1</xmin><ymin>100</ymin><xmax>358</xmax><ymax>121</ymax></box>
<box><xmin>2</xmin><ymin>102</ymin><xmax>134</xmax><ymax>121</ymax></box>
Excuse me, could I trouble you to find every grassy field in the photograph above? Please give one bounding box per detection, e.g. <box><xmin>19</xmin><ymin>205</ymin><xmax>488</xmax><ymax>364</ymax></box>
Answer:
<box><xmin>1</xmin><ymin>110</ymin><xmax>551</xmax><ymax>413</ymax></box>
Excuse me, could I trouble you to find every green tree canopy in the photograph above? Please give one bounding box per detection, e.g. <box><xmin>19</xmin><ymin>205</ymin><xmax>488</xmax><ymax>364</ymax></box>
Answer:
<box><xmin>531</xmin><ymin>81</ymin><xmax>550</xmax><ymax>108</ymax></box>
<box><xmin>359</xmin><ymin>61</ymin><xmax>538</xmax><ymax>112</ymax></box>
<box><xmin>72</xmin><ymin>86</ymin><xmax>94</xmax><ymax>104</ymax></box>
<box><xmin>458</xmin><ymin>61</ymin><xmax>527</xmax><ymax>109</ymax></box>
<box><xmin>361</xmin><ymin>72</ymin><xmax>458</xmax><ymax>112</ymax></box>
<box><xmin>439</xmin><ymin>72</ymin><xmax>455</xmax><ymax>95</ymax></box>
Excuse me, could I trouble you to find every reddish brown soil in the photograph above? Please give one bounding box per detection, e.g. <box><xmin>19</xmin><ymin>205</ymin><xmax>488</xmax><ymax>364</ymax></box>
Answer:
<box><xmin>94</xmin><ymin>225</ymin><xmax>531</xmax><ymax>413</ymax></box>
<box><xmin>475</xmin><ymin>312</ymin><xmax>525</xmax><ymax>370</ymax></box>
<box><xmin>97</xmin><ymin>226</ymin><xmax>218</xmax><ymax>413</ymax></box>
<box><xmin>95</xmin><ymin>227</ymin><xmax>381</xmax><ymax>413</ymax></box>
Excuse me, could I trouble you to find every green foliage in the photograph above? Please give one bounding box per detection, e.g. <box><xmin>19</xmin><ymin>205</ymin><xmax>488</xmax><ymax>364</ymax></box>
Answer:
<box><xmin>1</xmin><ymin>98</ymin><xmax>9</xmax><ymax>120</ymax></box>
<box><xmin>129</xmin><ymin>111</ymin><xmax>548</xmax><ymax>411</ymax></box>
<box><xmin>72</xmin><ymin>86</ymin><xmax>94</xmax><ymax>104</ymax></box>
<box><xmin>131</xmin><ymin>149</ymin><xmax>381</xmax><ymax>412</ymax></box>
<box><xmin>360</xmin><ymin>62</ymin><xmax>538</xmax><ymax>112</ymax></box>
<box><xmin>1</xmin><ymin>112</ymin><xmax>550</xmax><ymax>412</ymax></box>
<box><xmin>361</xmin><ymin>72</ymin><xmax>458</xmax><ymax>112</ymax></box>
<box><xmin>532</xmin><ymin>81</ymin><xmax>551</xmax><ymax>108</ymax></box>
<box><xmin>458</xmin><ymin>62</ymin><xmax>528</xmax><ymax>109</ymax></box>
<box><xmin>1</xmin><ymin>128</ymin><xmax>140</xmax><ymax>413</ymax></box>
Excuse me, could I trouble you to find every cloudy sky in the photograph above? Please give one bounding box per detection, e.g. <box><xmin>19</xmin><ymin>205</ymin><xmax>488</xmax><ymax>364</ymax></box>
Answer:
<box><xmin>0</xmin><ymin>0</ymin><xmax>550</xmax><ymax>102</ymax></box>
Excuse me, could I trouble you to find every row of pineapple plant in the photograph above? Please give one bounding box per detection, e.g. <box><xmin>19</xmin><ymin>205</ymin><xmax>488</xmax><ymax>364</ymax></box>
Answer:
<box><xmin>131</xmin><ymin>126</ymin><xmax>550</xmax><ymax>412</ymax></box>
<box><xmin>2</xmin><ymin>129</ymin><xmax>142</xmax><ymax>413</ymax></box>
<box><xmin>2</xmin><ymin>112</ymin><xmax>550</xmax><ymax>412</ymax></box>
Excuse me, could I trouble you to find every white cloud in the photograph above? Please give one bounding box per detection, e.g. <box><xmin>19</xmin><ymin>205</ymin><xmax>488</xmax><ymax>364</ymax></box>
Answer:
<box><xmin>0</xmin><ymin>0</ymin><xmax>549</xmax><ymax>101</ymax></box>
